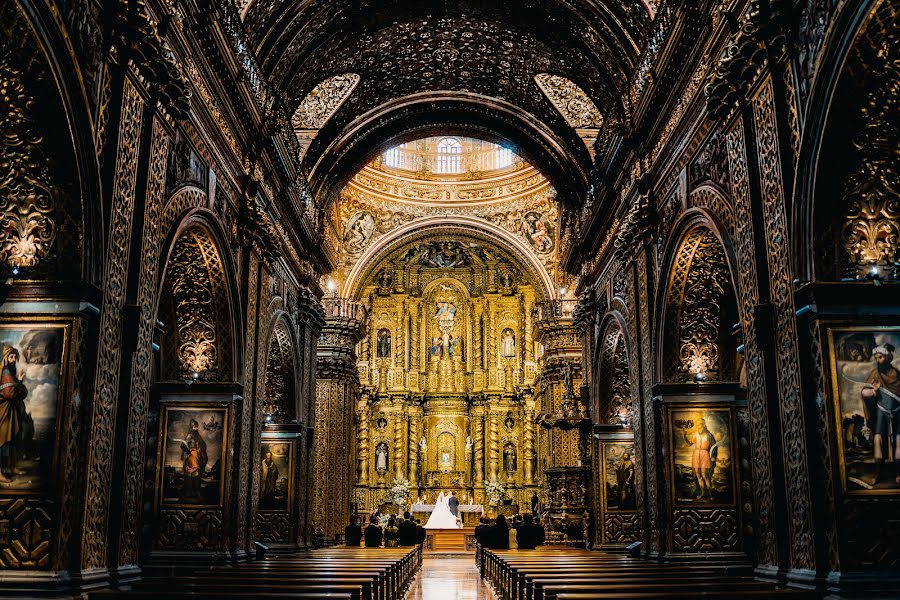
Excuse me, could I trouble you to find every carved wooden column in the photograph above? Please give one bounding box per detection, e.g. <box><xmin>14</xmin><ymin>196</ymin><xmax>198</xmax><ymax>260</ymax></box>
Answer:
<box><xmin>314</xmin><ymin>301</ymin><xmax>366</xmax><ymax>538</ymax></box>
<box><xmin>296</xmin><ymin>290</ymin><xmax>325</xmax><ymax>548</ymax></box>
<box><xmin>356</xmin><ymin>399</ymin><xmax>370</xmax><ymax>486</ymax></box>
<box><xmin>523</xmin><ymin>404</ymin><xmax>536</xmax><ymax>485</ymax></box>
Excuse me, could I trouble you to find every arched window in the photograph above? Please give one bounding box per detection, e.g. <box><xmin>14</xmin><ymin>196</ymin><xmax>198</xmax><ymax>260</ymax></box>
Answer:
<box><xmin>497</xmin><ymin>146</ymin><xmax>514</xmax><ymax>169</ymax></box>
<box><xmin>435</xmin><ymin>137</ymin><xmax>462</xmax><ymax>173</ymax></box>
<box><xmin>383</xmin><ymin>147</ymin><xmax>403</xmax><ymax>168</ymax></box>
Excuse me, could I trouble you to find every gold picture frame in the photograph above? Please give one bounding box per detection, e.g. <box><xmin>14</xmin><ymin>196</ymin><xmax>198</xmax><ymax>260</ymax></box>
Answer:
<box><xmin>600</xmin><ymin>440</ymin><xmax>637</xmax><ymax>513</ymax></box>
<box><xmin>158</xmin><ymin>404</ymin><xmax>230</xmax><ymax>507</ymax></box>
<box><xmin>827</xmin><ymin>325</ymin><xmax>900</xmax><ymax>495</ymax></box>
<box><xmin>258</xmin><ymin>438</ymin><xmax>294</xmax><ymax>512</ymax></box>
<box><xmin>665</xmin><ymin>404</ymin><xmax>736</xmax><ymax>507</ymax></box>
<box><xmin>0</xmin><ymin>319</ymin><xmax>71</xmax><ymax>495</ymax></box>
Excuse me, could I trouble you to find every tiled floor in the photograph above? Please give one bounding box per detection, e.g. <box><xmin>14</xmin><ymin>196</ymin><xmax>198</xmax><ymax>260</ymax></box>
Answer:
<box><xmin>406</xmin><ymin>557</ymin><xmax>496</xmax><ymax>599</ymax></box>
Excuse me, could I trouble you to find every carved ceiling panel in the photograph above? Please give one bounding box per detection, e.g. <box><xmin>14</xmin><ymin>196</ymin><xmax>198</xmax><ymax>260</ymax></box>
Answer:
<box><xmin>242</xmin><ymin>1</ymin><xmax>651</xmax><ymax>196</ymax></box>
<box><xmin>535</xmin><ymin>73</ymin><xmax>604</xmax><ymax>129</ymax></box>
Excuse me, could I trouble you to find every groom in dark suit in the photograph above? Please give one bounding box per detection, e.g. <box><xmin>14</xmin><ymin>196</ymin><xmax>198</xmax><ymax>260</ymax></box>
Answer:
<box><xmin>448</xmin><ymin>491</ymin><xmax>460</xmax><ymax>518</ymax></box>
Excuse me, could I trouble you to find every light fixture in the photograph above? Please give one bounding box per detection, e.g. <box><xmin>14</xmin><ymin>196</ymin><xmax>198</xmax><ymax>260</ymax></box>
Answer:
<box><xmin>326</xmin><ymin>279</ymin><xmax>338</xmax><ymax>295</ymax></box>
<box><xmin>559</xmin><ymin>286</ymin><xmax>567</xmax><ymax>296</ymax></box>
<box><xmin>11</xmin><ymin>266</ymin><xmax>19</xmax><ymax>277</ymax></box>
<box><xmin>694</xmin><ymin>371</ymin><xmax>707</xmax><ymax>382</ymax></box>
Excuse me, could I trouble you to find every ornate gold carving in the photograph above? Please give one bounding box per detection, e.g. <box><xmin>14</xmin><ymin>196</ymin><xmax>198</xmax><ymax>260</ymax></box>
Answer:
<box><xmin>663</xmin><ymin>227</ymin><xmax>733</xmax><ymax>382</ymax></box>
<box><xmin>534</xmin><ymin>73</ymin><xmax>604</xmax><ymax>128</ymax></box>
<box><xmin>162</xmin><ymin>226</ymin><xmax>233</xmax><ymax>380</ymax></box>
<box><xmin>840</xmin><ymin>36</ymin><xmax>900</xmax><ymax>279</ymax></box>
<box><xmin>264</xmin><ymin>321</ymin><xmax>296</xmax><ymax>423</ymax></box>
<box><xmin>0</xmin><ymin>52</ymin><xmax>59</xmax><ymax>271</ymax></box>
<box><xmin>292</xmin><ymin>74</ymin><xmax>360</xmax><ymax>129</ymax></box>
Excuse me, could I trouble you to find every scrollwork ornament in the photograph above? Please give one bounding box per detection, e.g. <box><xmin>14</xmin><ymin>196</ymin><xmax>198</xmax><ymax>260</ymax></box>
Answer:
<box><xmin>0</xmin><ymin>53</ymin><xmax>59</xmax><ymax>271</ymax></box>
<box><xmin>840</xmin><ymin>39</ymin><xmax>900</xmax><ymax>280</ymax></box>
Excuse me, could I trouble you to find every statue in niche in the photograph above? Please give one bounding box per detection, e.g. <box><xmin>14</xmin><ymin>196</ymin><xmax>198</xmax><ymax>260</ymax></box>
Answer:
<box><xmin>449</xmin><ymin>336</ymin><xmax>461</xmax><ymax>358</ymax></box>
<box><xmin>375</xmin><ymin>442</ymin><xmax>389</xmax><ymax>472</ymax></box>
<box><xmin>504</xmin><ymin>443</ymin><xmax>517</xmax><ymax>473</ymax></box>
<box><xmin>434</xmin><ymin>301</ymin><xmax>457</xmax><ymax>330</ymax></box>
<box><xmin>504</xmin><ymin>413</ymin><xmax>515</xmax><ymax>432</ymax></box>
<box><xmin>499</xmin><ymin>271</ymin><xmax>513</xmax><ymax>289</ymax></box>
<box><xmin>466</xmin><ymin>436</ymin><xmax>473</xmax><ymax>451</ymax></box>
<box><xmin>430</xmin><ymin>336</ymin><xmax>443</xmax><ymax>359</ymax></box>
<box><xmin>376</xmin><ymin>329</ymin><xmax>391</xmax><ymax>358</ymax></box>
<box><xmin>377</xmin><ymin>269</ymin><xmax>393</xmax><ymax>289</ymax></box>
<box><xmin>501</xmin><ymin>328</ymin><xmax>516</xmax><ymax>357</ymax></box>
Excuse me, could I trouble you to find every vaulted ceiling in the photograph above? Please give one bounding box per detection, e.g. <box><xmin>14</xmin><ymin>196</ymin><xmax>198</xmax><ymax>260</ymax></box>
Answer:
<box><xmin>242</xmin><ymin>0</ymin><xmax>652</xmax><ymax>207</ymax></box>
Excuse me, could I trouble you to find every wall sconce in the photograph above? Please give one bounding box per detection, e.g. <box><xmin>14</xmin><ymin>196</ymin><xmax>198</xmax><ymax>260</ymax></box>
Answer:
<box><xmin>186</xmin><ymin>370</ymin><xmax>203</xmax><ymax>385</ymax></box>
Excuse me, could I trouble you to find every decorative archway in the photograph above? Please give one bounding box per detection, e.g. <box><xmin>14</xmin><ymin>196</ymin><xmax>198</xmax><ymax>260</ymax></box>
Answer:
<box><xmin>157</xmin><ymin>223</ymin><xmax>236</xmax><ymax>381</ymax></box>
<box><xmin>659</xmin><ymin>223</ymin><xmax>739</xmax><ymax>383</ymax></box>
<box><xmin>594</xmin><ymin>316</ymin><xmax>633</xmax><ymax>426</ymax></box>
<box><xmin>344</xmin><ymin>216</ymin><xmax>556</xmax><ymax>301</ymax></box>
<box><xmin>263</xmin><ymin>318</ymin><xmax>298</xmax><ymax>424</ymax></box>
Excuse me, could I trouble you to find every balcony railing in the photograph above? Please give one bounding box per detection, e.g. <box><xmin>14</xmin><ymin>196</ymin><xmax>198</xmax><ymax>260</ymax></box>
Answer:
<box><xmin>322</xmin><ymin>297</ymin><xmax>369</xmax><ymax>322</ymax></box>
<box><xmin>532</xmin><ymin>300</ymin><xmax>577</xmax><ymax>321</ymax></box>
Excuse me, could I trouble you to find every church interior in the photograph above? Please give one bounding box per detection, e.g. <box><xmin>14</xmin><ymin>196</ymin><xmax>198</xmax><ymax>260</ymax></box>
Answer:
<box><xmin>0</xmin><ymin>0</ymin><xmax>897</xmax><ymax>597</ymax></box>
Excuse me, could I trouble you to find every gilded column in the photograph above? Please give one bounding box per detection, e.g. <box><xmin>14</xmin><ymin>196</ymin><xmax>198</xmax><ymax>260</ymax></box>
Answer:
<box><xmin>524</xmin><ymin>406</ymin><xmax>536</xmax><ymax>485</ymax></box>
<box><xmin>393</xmin><ymin>402</ymin><xmax>406</xmax><ymax>480</ymax></box>
<box><xmin>314</xmin><ymin>301</ymin><xmax>366</xmax><ymax>537</ymax></box>
<box><xmin>488</xmin><ymin>411</ymin><xmax>500</xmax><ymax>482</ymax></box>
<box><xmin>407</xmin><ymin>406</ymin><xmax>422</xmax><ymax>488</ymax></box>
<box><xmin>473</xmin><ymin>406</ymin><xmax>485</xmax><ymax>487</ymax></box>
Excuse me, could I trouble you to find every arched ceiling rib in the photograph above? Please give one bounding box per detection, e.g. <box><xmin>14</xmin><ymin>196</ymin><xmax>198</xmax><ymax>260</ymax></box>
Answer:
<box><xmin>242</xmin><ymin>1</ymin><xmax>651</xmax><ymax>208</ymax></box>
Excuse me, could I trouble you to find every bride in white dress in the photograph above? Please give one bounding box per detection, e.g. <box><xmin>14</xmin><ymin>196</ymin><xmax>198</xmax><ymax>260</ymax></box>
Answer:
<box><xmin>424</xmin><ymin>492</ymin><xmax>460</xmax><ymax>529</ymax></box>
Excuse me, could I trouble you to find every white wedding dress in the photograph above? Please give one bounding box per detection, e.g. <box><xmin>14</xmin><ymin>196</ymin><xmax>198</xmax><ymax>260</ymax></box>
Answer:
<box><xmin>423</xmin><ymin>492</ymin><xmax>460</xmax><ymax>529</ymax></box>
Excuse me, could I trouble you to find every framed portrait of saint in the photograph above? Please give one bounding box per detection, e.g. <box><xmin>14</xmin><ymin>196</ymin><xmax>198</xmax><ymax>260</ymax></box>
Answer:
<box><xmin>666</xmin><ymin>405</ymin><xmax>735</xmax><ymax>506</ymax></box>
<box><xmin>601</xmin><ymin>441</ymin><xmax>637</xmax><ymax>512</ymax></box>
<box><xmin>159</xmin><ymin>405</ymin><xmax>229</xmax><ymax>507</ymax></box>
<box><xmin>828</xmin><ymin>326</ymin><xmax>900</xmax><ymax>495</ymax></box>
<box><xmin>0</xmin><ymin>320</ymin><xmax>69</xmax><ymax>494</ymax></box>
<box><xmin>259</xmin><ymin>439</ymin><xmax>293</xmax><ymax>512</ymax></box>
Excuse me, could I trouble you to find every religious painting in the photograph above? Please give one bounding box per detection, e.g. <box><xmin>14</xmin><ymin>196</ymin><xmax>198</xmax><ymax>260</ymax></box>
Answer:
<box><xmin>601</xmin><ymin>441</ymin><xmax>636</xmax><ymax>511</ymax></box>
<box><xmin>501</xmin><ymin>328</ymin><xmax>516</xmax><ymax>357</ymax></box>
<box><xmin>828</xmin><ymin>326</ymin><xmax>900</xmax><ymax>494</ymax></box>
<box><xmin>667</xmin><ymin>406</ymin><xmax>734</xmax><ymax>505</ymax></box>
<box><xmin>376</xmin><ymin>328</ymin><xmax>391</xmax><ymax>358</ymax></box>
<box><xmin>521</xmin><ymin>211</ymin><xmax>555</xmax><ymax>253</ymax></box>
<box><xmin>343</xmin><ymin>211</ymin><xmax>376</xmax><ymax>254</ymax></box>
<box><xmin>0</xmin><ymin>323</ymin><xmax>67</xmax><ymax>493</ymax></box>
<box><xmin>160</xmin><ymin>405</ymin><xmax>228</xmax><ymax>506</ymax></box>
<box><xmin>259</xmin><ymin>440</ymin><xmax>293</xmax><ymax>512</ymax></box>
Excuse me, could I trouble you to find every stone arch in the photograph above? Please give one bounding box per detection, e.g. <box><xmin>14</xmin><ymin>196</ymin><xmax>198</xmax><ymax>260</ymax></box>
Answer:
<box><xmin>594</xmin><ymin>313</ymin><xmax>635</xmax><ymax>427</ymax></box>
<box><xmin>156</xmin><ymin>214</ymin><xmax>240</xmax><ymax>382</ymax></box>
<box><xmin>656</xmin><ymin>214</ymin><xmax>740</xmax><ymax>384</ymax></box>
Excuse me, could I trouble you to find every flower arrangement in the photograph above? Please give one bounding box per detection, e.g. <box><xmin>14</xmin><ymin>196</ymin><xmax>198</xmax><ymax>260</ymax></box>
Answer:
<box><xmin>388</xmin><ymin>476</ymin><xmax>411</xmax><ymax>508</ymax></box>
<box><xmin>484</xmin><ymin>479</ymin><xmax>506</xmax><ymax>505</ymax></box>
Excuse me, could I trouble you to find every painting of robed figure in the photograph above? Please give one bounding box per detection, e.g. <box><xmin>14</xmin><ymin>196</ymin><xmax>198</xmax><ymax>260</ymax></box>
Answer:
<box><xmin>160</xmin><ymin>406</ymin><xmax>228</xmax><ymax>506</ymax></box>
<box><xmin>0</xmin><ymin>323</ymin><xmax>67</xmax><ymax>492</ymax></box>
<box><xmin>829</xmin><ymin>327</ymin><xmax>900</xmax><ymax>494</ymax></box>
<box><xmin>259</xmin><ymin>441</ymin><xmax>292</xmax><ymax>511</ymax></box>
<box><xmin>668</xmin><ymin>406</ymin><xmax>734</xmax><ymax>505</ymax></box>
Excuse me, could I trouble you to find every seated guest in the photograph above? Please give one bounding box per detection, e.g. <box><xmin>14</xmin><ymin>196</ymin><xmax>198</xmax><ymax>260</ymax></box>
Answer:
<box><xmin>534</xmin><ymin>517</ymin><xmax>545</xmax><ymax>546</ymax></box>
<box><xmin>364</xmin><ymin>515</ymin><xmax>383</xmax><ymax>548</ymax></box>
<box><xmin>384</xmin><ymin>515</ymin><xmax>400</xmax><ymax>547</ymax></box>
<box><xmin>491</xmin><ymin>514</ymin><xmax>510</xmax><ymax>549</ymax></box>
<box><xmin>345</xmin><ymin>515</ymin><xmax>362</xmax><ymax>547</ymax></box>
<box><xmin>415</xmin><ymin>519</ymin><xmax>426</xmax><ymax>545</ymax></box>
<box><xmin>515</xmin><ymin>514</ymin><xmax>541</xmax><ymax>549</ymax></box>
<box><xmin>474</xmin><ymin>517</ymin><xmax>491</xmax><ymax>547</ymax></box>
<box><xmin>399</xmin><ymin>511</ymin><xmax>418</xmax><ymax>546</ymax></box>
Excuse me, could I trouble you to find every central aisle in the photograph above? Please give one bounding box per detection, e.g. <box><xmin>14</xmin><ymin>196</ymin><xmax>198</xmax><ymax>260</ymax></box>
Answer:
<box><xmin>406</xmin><ymin>557</ymin><xmax>495</xmax><ymax>599</ymax></box>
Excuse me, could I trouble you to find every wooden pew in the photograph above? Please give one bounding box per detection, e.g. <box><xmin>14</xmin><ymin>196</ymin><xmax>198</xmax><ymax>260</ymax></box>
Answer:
<box><xmin>89</xmin><ymin>545</ymin><xmax>421</xmax><ymax>600</ymax></box>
